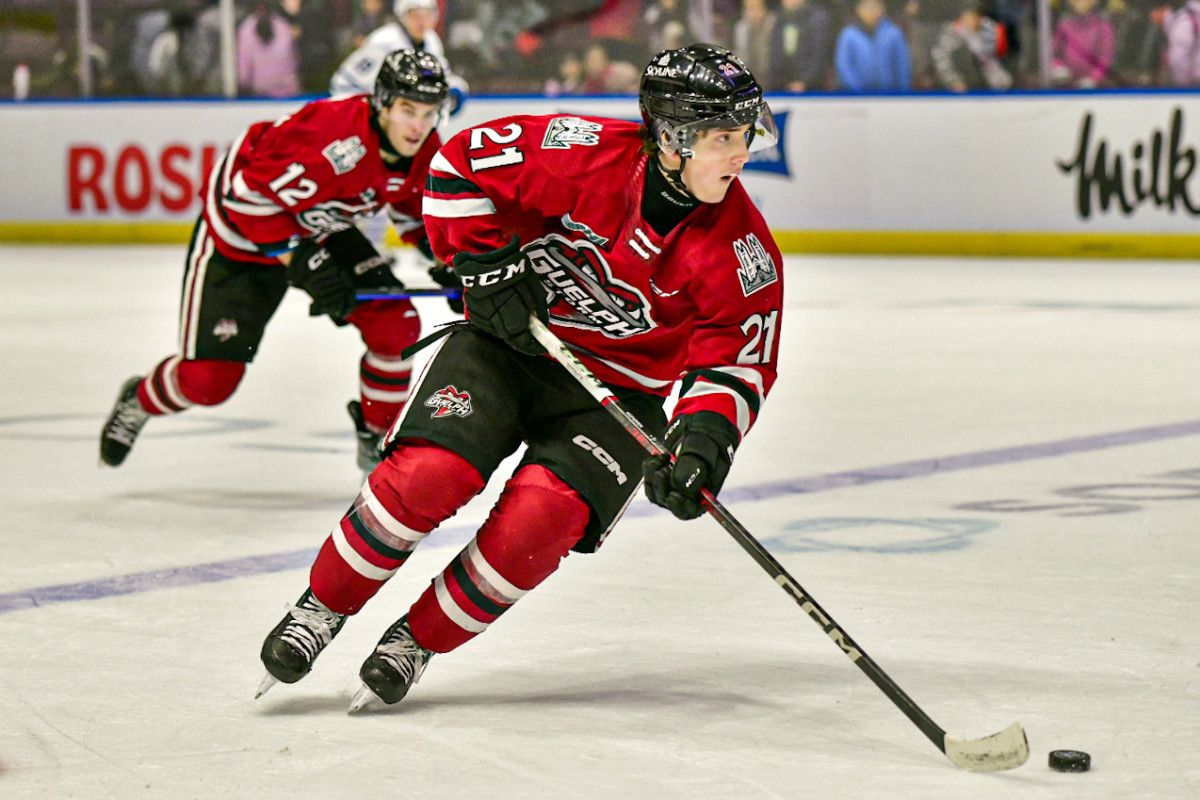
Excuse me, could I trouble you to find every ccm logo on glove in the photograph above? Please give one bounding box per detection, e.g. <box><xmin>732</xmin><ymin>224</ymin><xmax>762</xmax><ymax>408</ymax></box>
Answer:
<box><xmin>459</xmin><ymin>260</ymin><xmax>527</xmax><ymax>288</ymax></box>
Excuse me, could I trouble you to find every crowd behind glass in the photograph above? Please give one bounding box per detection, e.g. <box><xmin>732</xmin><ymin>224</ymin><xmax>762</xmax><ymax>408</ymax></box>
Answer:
<box><xmin>2</xmin><ymin>0</ymin><xmax>1197</xmax><ymax>100</ymax></box>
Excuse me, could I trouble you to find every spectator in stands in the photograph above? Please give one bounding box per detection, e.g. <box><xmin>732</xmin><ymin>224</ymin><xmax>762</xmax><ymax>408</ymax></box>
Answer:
<box><xmin>931</xmin><ymin>0</ymin><xmax>1013</xmax><ymax>90</ymax></box>
<box><xmin>589</xmin><ymin>0</ymin><xmax>643</xmax><ymax>63</ymax></box>
<box><xmin>835</xmin><ymin>0</ymin><xmax>912</xmax><ymax>90</ymax></box>
<box><xmin>544</xmin><ymin>50</ymin><xmax>584</xmax><ymax>95</ymax></box>
<box><xmin>906</xmin><ymin>0</ymin><xmax>962</xmax><ymax>87</ymax></box>
<box><xmin>183</xmin><ymin>0</ymin><xmax>224</xmax><ymax>95</ymax></box>
<box><xmin>580</xmin><ymin>41</ymin><xmax>638</xmax><ymax>93</ymax></box>
<box><xmin>1109</xmin><ymin>0</ymin><xmax>1164</xmax><ymax>86</ymax></box>
<box><xmin>644</xmin><ymin>0</ymin><xmax>696</xmax><ymax>54</ymax></box>
<box><xmin>145</xmin><ymin>11</ymin><xmax>192</xmax><ymax>96</ymax></box>
<box><xmin>1162</xmin><ymin>0</ymin><xmax>1200</xmax><ymax>84</ymax></box>
<box><xmin>734</xmin><ymin>0</ymin><xmax>779</xmax><ymax>85</ymax></box>
<box><xmin>353</xmin><ymin>0</ymin><xmax>392</xmax><ymax>48</ymax></box>
<box><xmin>237</xmin><ymin>1</ymin><xmax>301</xmax><ymax>97</ymax></box>
<box><xmin>1050</xmin><ymin>0</ymin><xmax>1115</xmax><ymax>87</ymax></box>
<box><xmin>769</xmin><ymin>0</ymin><xmax>832</xmax><ymax>91</ymax></box>
<box><xmin>281</xmin><ymin>0</ymin><xmax>338</xmax><ymax>93</ymax></box>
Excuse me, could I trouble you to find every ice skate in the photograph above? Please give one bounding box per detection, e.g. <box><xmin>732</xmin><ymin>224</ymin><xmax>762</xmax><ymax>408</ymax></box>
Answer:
<box><xmin>99</xmin><ymin>376</ymin><xmax>149</xmax><ymax>467</ymax></box>
<box><xmin>257</xmin><ymin>589</ymin><xmax>347</xmax><ymax>697</ymax></box>
<box><xmin>349</xmin><ymin>615</ymin><xmax>432</xmax><ymax>713</ymax></box>
<box><xmin>347</xmin><ymin>400</ymin><xmax>384</xmax><ymax>473</ymax></box>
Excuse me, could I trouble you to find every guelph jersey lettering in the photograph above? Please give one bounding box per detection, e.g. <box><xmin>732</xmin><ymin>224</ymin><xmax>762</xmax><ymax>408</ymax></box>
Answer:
<box><xmin>296</xmin><ymin>197</ymin><xmax>378</xmax><ymax>234</ymax></box>
<box><xmin>525</xmin><ymin>234</ymin><xmax>656</xmax><ymax>339</ymax></box>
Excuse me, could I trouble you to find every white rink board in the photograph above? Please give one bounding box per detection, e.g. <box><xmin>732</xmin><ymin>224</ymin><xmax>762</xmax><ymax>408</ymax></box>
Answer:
<box><xmin>2</xmin><ymin>94</ymin><xmax>1200</xmax><ymax>234</ymax></box>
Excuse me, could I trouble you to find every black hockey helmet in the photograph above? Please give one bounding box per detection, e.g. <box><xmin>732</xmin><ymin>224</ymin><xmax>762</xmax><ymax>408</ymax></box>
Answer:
<box><xmin>639</xmin><ymin>44</ymin><xmax>777</xmax><ymax>157</ymax></box>
<box><xmin>373</xmin><ymin>49</ymin><xmax>448</xmax><ymax>112</ymax></box>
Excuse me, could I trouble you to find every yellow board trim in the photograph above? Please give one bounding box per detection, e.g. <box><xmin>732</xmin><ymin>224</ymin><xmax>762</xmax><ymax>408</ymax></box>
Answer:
<box><xmin>773</xmin><ymin>230</ymin><xmax>1200</xmax><ymax>259</ymax></box>
<box><xmin>3</xmin><ymin>222</ymin><xmax>1200</xmax><ymax>259</ymax></box>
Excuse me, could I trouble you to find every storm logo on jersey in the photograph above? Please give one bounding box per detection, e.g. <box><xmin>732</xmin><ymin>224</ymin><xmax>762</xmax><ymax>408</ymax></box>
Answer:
<box><xmin>525</xmin><ymin>234</ymin><xmax>656</xmax><ymax>339</ymax></box>
<box><xmin>424</xmin><ymin>385</ymin><xmax>473</xmax><ymax>418</ymax></box>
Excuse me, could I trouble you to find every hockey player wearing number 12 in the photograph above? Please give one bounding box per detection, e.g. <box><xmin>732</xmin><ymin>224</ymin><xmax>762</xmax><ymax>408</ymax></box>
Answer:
<box><xmin>98</xmin><ymin>50</ymin><xmax>463</xmax><ymax>474</ymax></box>
<box><xmin>257</xmin><ymin>44</ymin><xmax>785</xmax><ymax>711</ymax></box>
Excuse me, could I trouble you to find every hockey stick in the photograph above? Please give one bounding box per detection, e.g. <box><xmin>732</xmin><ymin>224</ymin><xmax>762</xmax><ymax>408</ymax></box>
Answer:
<box><xmin>529</xmin><ymin>317</ymin><xmax>1029</xmax><ymax>772</ymax></box>
<box><xmin>355</xmin><ymin>287</ymin><xmax>462</xmax><ymax>301</ymax></box>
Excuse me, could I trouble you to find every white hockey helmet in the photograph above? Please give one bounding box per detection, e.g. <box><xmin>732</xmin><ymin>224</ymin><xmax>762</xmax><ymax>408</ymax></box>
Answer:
<box><xmin>394</xmin><ymin>0</ymin><xmax>438</xmax><ymax>19</ymax></box>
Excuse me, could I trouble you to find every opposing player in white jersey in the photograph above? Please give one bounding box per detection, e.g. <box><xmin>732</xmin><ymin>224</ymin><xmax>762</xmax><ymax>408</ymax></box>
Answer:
<box><xmin>256</xmin><ymin>44</ymin><xmax>783</xmax><ymax>711</ymax></box>
<box><xmin>331</xmin><ymin>0</ymin><xmax>467</xmax><ymax>113</ymax></box>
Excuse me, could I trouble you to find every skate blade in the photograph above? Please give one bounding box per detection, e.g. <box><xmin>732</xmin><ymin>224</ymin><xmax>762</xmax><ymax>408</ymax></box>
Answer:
<box><xmin>348</xmin><ymin>683</ymin><xmax>383</xmax><ymax>714</ymax></box>
<box><xmin>255</xmin><ymin>673</ymin><xmax>279</xmax><ymax>699</ymax></box>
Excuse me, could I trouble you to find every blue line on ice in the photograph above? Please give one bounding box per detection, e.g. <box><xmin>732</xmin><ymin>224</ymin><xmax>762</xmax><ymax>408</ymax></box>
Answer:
<box><xmin>3</xmin><ymin>418</ymin><xmax>1199</xmax><ymax>614</ymax></box>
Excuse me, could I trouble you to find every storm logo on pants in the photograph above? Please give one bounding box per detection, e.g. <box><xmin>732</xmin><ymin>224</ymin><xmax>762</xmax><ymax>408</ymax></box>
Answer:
<box><xmin>425</xmin><ymin>385</ymin><xmax>473</xmax><ymax>418</ymax></box>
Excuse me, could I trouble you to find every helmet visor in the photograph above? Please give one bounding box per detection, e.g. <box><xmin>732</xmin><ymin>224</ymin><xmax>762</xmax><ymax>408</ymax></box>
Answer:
<box><xmin>671</xmin><ymin>101</ymin><xmax>779</xmax><ymax>154</ymax></box>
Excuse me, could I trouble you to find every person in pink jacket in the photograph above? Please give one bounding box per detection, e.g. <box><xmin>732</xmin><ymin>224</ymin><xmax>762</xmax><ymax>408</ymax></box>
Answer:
<box><xmin>1051</xmin><ymin>0</ymin><xmax>1115</xmax><ymax>87</ymax></box>
<box><xmin>236</xmin><ymin>1</ymin><xmax>301</xmax><ymax>97</ymax></box>
<box><xmin>1163</xmin><ymin>0</ymin><xmax>1200</xmax><ymax>85</ymax></box>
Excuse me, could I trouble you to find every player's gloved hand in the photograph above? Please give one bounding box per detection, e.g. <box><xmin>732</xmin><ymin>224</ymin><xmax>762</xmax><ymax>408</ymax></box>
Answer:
<box><xmin>428</xmin><ymin>261</ymin><xmax>464</xmax><ymax>314</ymax></box>
<box><xmin>453</xmin><ymin>235</ymin><xmax>548</xmax><ymax>355</ymax></box>
<box><xmin>325</xmin><ymin>226</ymin><xmax>400</xmax><ymax>292</ymax></box>
<box><xmin>643</xmin><ymin>412</ymin><xmax>740</xmax><ymax>520</ymax></box>
<box><xmin>287</xmin><ymin>238</ymin><xmax>357</xmax><ymax>320</ymax></box>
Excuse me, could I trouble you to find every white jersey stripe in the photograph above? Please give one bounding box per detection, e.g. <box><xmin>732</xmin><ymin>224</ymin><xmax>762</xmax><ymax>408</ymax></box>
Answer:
<box><xmin>709</xmin><ymin>365</ymin><xmax>767</xmax><ymax>403</ymax></box>
<box><xmin>582</xmin><ymin>350</ymin><xmax>673</xmax><ymax>390</ymax></box>
<box><xmin>681</xmin><ymin>382</ymin><xmax>751</xmax><ymax>435</ymax></box>
<box><xmin>633</xmin><ymin>227</ymin><xmax>661</xmax><ymax>254</ymax></box>
<box><xmin>423</xmin><ymin>196</ymin><xmax>497</xmax><ymax>218</ymax></box>
<box><xmin>433</xmin><ymin>573</ymin><xmax>490</xmax><ymax>633</ymax></box>
<box><xmin>429</xmin><ymin>151</ymin><xmax>464</xmax><ymax>178</ymax></box>
<box><xmin>332</xmin><ymin>523</ymin><xmax>400</xmax><ymax>581</ymax></box>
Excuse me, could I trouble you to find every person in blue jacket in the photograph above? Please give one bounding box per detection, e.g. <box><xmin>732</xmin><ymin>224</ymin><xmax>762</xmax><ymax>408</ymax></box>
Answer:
<box><xmin>835</xmin><ymin>0</ymin><xmax>912</xmax><ymax>91</ymax></box>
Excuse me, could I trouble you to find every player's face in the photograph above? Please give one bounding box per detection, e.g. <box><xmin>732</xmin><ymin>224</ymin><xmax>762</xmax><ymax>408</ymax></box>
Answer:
<box><xmin>401</xmin><ymin>9</ymin><xmax>437</xmax><ymax>39</ymax></box>
<box><xmin>678</xmin><ymin>125</ymin><xmax>752</xmax><ymax>203</ymax></box>
<box><xmin>379</xmin><ymin>98</ymin><xmax>440</xmax><ymax>157</ymax></box>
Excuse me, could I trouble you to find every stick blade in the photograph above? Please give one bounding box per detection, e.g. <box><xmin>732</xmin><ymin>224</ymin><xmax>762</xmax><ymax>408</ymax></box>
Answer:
<box><xmin>944</xmin><ymin>722</ymin><xmax>1029</xmax><ymax>772</ymax></box>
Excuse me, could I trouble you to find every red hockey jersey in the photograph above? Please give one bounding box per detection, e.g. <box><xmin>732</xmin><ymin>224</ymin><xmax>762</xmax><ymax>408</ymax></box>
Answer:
<box><xmin>423</xmin><ymin>115</ymin><xmax>783</xmax><ymax>440</ymax></box>
<box><xmin>202</xmin><ymin>94</ymin><xmax>439</xmax><ymax>264</ymax></box>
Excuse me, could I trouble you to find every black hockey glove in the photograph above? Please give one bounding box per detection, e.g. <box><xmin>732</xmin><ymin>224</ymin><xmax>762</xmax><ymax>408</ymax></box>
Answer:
<box><xmin>324</xmin><ymin>226</ymin><xmax>400</xmax><ymax>291</ymax></box>
<box><xmin>287</xmin><ymin>238</ymin><xmax>357</xmax><ymax>321</ymax></box>
<box><xmin>288</xmin><ymin>228</ymin><xmax>398</xmax><ymax>321</ymax></box>
<box><xmin>428</xmin><ymin>261</ymin><xmax>465</xmax><ymax>314</ymax></box>
<box><xmin>643</xmin><ymin>412</ymin><xmax>740</xmax><ymax>521</ymax></box>
<box><xmin>453</xmin><ymin>235</ymin><xmax>548</xmax><ymax>355</ymax></box>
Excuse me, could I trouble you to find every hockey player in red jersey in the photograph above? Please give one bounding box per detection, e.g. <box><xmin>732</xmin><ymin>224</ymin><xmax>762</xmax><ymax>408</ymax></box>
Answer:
<box><xmin>99</xmin><ymin>50</ymin><xmax>462</xmax><ymax>472</ymax></box>
<box><xmin>256</xmin><ymin>44</ymin><xmax>784</xmax><ymax>710</ymax></box>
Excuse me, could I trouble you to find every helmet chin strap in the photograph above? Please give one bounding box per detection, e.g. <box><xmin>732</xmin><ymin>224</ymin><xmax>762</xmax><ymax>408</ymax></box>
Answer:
<box><xmin>657</xmin><ymin>139</ymin><xmax>696</xmax><ymax>201</ymax></box>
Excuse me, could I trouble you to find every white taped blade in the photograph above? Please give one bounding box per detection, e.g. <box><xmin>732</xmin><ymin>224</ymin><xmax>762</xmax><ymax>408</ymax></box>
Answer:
<box><xmin>944</xmin><ymin>722</ymin><xmax>1029</xmax><ymax>772</ymax></box>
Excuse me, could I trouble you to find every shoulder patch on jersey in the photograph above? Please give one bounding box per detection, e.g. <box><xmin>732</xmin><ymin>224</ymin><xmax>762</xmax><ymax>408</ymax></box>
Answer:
<box><xmin>322</xmin><ymin>136</ymin><xmax>367</xmax><ymax>175</ymax></box>
<box><xmin>541</xmin><ymin>117</ymin><xmax>603</xmax><ymax>150</ymax></box>
<box><xmin>732</xmin><ymin>233</ymin><xmax>778</xmax><ymax>297</ymax></box>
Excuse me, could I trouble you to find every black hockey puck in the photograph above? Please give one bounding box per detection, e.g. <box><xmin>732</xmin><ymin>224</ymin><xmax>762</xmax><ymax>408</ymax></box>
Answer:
<box><xmin>1048</xmin><ymin>750</ymin><xmax>1091</xmax><ymax>772</ymax></box>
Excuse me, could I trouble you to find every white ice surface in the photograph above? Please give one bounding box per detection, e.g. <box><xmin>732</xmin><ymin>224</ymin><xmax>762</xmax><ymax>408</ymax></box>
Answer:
<box><xmin>1</xmin><ymin>246</ymin><xmax>1198</xmax><ymax>799</ymax></box>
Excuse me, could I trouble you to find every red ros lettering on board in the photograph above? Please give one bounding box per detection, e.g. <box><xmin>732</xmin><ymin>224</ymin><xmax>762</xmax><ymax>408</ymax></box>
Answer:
<box><xmin>67</xmin><ymin>142</ymin><xmax>220</xmax><ymax>215</ymax></box>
